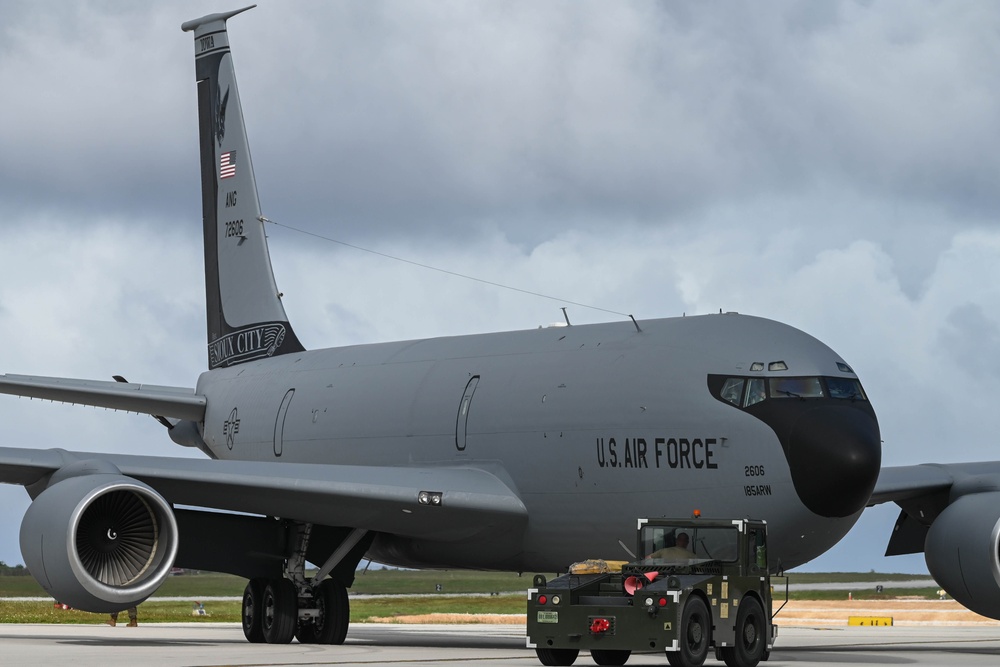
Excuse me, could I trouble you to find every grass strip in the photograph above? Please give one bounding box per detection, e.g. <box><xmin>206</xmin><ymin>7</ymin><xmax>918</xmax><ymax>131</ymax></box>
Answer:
<box><xmin>0</xmin><ymin>570</ymin><xmax>932</xmax><ymax>598</ymax></box>
<box><xmin>0</xmin><ymin>571</ymin><xmax>550</xmax><ymax>598</ymax></box>
<box><xmin>0</xmin><ymin>595</ymin><xmax>527</xmax><ymax>624</ymax></box>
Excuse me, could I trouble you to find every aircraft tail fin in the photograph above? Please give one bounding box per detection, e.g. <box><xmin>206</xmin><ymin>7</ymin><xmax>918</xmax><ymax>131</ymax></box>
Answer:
<box><xmin>182</xmin><ymin>6</ymin><xmax>305</xmax><ymax>369</ymax></box>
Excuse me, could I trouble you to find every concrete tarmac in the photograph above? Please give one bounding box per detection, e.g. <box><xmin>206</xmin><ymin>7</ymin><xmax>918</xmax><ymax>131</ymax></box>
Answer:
<box><xmin>1</xmin><ymin>622</ymin><xmax>999</xmax><ymax>666</ymax></box>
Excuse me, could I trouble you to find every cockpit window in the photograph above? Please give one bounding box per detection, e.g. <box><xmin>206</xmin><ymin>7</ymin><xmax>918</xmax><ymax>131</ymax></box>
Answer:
<box><xmin>709</xmin><ymin>374</ymin><xmax>868</xmax><ymax>409</ymax></box>
<box><xmin>720</xmin><ymin>378</ymin><xmax>745</xmax><ymax>406</ymax></box>
<box><xmin>745</xmin><ymin>378</ymin><xmax>766</xmax><ymax>406</ymax></box>
<box><xmin>770</xmin><ymin>377</ymin><xmax>824</xmax><ymax>399</ymax></box>
<box><xmin>827</xmin><ymin>377</ymin><xmax>866</xmax><ymax>400</ymax></box>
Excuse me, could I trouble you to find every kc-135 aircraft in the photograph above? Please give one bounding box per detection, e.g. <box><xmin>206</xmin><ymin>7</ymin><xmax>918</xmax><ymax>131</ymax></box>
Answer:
<box><xmin>1</xmin><ymin>5</ymin><xmax>999</xmax><ymax>650</ymax></box>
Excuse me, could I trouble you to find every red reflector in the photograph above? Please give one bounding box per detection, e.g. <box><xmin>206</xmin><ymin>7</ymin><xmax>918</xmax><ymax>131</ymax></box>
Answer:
<box><xmin>590</xmin><ymin>618</ymin><xmax>611</xmax><ymax>634</ymax></box>
<box><xmin>538</xmin><ymin>595</ymin><xmax>547</xmax><ymax>605</ymax></box>
<box><xmin>658</xmin><ymin>597</ymin><xmax>667</xmax><ymax>607</ymax></box>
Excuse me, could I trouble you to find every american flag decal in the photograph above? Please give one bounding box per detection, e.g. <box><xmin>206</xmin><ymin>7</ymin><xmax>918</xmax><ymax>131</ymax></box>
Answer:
<box><xmin>220</xmin><ymin>151</ymin><xmax>236</xmax><ymax>179</ymax></box>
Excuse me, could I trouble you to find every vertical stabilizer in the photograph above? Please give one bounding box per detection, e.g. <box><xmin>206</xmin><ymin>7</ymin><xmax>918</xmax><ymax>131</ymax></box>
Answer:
<box><xmin>182</xmin><ymin>7</ymin><xmax>304</xmax><ymax>369</ymax></box>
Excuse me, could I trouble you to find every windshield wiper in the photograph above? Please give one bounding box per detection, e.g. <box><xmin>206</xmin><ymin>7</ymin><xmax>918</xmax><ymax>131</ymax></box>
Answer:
<box><xmin>777</xmin><ymin>389</ymin><xmax>802</xmax><ymax>399</ymax></box>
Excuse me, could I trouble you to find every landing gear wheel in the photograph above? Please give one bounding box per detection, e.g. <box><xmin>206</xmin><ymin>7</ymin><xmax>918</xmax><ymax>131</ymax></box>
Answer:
<box><xmin>667</xmin><ymin>596</ymin><xmax>711</xmax><ymax>667</ymax></box>
<box><xmin>535</xmin><ymin>647</ymin><xmax>579</xmax><ymax>665</ymax></box>
<box><xmin>313</xmin><ymin>579</ymin><xmax>350</xmax><ymax>644</ymax></box>
<box><xmin>722</xmin><ymin>597</ymin><xmax>766</xmax><ymax>667</ymax></box>
<box><xmin>262</xmin><ymin>578</ymin><xmax>297</xmax><ymax>644</ymax></box>
<box><xmin>590</xmin><ymin>648</ymin><xmax>630</xmax><ymax>665</ymax></box>
<box><xmin>241</xmin><ymin>578</ymin><xmax>267</xmax><ymax>643</ymax></box>
<box><xmin>295</xmin><ymin>619</ymin><xmax>318</xmax><ymax>644</ymax></box>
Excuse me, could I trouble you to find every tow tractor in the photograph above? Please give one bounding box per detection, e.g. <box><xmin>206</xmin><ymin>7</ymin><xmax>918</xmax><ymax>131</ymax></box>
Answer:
<box><xmin>527</xmin><ymin>517</ymin><xmax>778</xmax><ymax>667</ymax></box>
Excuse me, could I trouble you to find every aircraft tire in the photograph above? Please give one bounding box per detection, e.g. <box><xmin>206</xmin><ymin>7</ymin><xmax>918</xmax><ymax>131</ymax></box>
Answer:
<box><xmin>294</xmin><ymin>619</ymin><xmax>318</xmax><ymax>644</ymax></box>
<box><xmin>675</xmin><ymin>596</ymin><xmax>710</xmax><ymax>667</ymax></box>
<box><xmin>241</xmin><ymin>578</ymin><xmax>267</xmax><ymax>643</ymax></box>
<box><xmin>590</xmin><ymin>648</ymin><xmax>630</xmax><ymax>665</ymax></box>
<box><xmin>313</xmin><ymin>579</ymin><xmax>350</xmax><ymax>644</ymax></box>
<box><xmin>262</xmin><ymin>578</ymin><xmax>297</xmax><ymax>644</ymax></box>
<box><xmin>721</xmin><ymin>596</ymin><xmax>766</xmax><ymax>667</ymax></box>
<box><xmin>535</xmin><ymin>647</ymin><xmax>579</xmax><ymax>665</ymax></box>
<box><xmin>295</xmin><ymin>625</ymin><xmax>317</xmax><ymax>644</ymax></box>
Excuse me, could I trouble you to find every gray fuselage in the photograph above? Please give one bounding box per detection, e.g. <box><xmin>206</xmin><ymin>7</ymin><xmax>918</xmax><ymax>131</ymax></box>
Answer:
<box><xmin>196</xmin><ymin>312</ymin><xmax>881</xmax><ymax>572</ymax></box>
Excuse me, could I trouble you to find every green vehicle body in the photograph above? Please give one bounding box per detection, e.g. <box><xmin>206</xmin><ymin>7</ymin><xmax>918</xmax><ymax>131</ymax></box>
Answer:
<box><xmin>527</xmin><ymin>518</ymin><xmax>776</xmax><ymax>667</ymax></box>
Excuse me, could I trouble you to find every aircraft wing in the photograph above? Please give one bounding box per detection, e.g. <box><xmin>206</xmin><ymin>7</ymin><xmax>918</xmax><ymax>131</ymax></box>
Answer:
<box><xmin>866</xmin><ymin>460</ymin><xmax>1000</xmax><ymax>618</ymax></box>
<box><xmin>868</xmin><ymin>461</ymin><xmax>1000</xmax><ymax>506</ymax></box>
<box><xmin>869</xmin><ymin>460</ymin><xmax>1000</xmax><ymax>568</ymax></box>
<box><xmin>0</xmin><ymin>374</ymin><xmax>205</xmax><ymax>421</ymax></box>
<box><xmin>868</xmin><ymin>464</ymin><xmax>955</xmax><ymax>505</ymax></box>
<box><xmin>0</xmin><ymin>446</ymin><xmax>526</xmax><ymax>542</ymax></box>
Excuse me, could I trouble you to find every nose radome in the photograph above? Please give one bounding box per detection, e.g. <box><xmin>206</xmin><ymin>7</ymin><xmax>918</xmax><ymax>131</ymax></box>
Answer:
<box><xmin>786</xmin><ymin>405</ymin><xmax>881</xmax><ymax>518</ymax></box>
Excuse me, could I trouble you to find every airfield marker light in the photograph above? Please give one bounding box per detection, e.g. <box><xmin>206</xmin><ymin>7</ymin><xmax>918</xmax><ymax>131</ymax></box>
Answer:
<box><xmin>538</xmin><ymin>595</ymin><xmax>548</xmax><ymax>605</ymax></box>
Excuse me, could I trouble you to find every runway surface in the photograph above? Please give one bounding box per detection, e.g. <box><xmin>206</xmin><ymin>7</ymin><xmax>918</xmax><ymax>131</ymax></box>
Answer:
<box><xmin>2</xmin><ymin>622</ymin><xmax>1000</xmax><ymax>666</ymax></box>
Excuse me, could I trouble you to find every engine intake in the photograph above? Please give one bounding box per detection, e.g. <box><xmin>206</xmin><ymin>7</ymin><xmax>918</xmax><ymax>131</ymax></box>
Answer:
<box><xmin>924</xmin><ymin>491</ymin><xmax>1000</xmax><ymax>619</ymax></box>
<box><xmin>20</xmin><ymin>474</ymin><xmax>178</xmax><ymax>612</ymax></box>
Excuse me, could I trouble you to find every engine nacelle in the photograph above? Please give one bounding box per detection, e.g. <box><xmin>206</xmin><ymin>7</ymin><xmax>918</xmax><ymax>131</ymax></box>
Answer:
<box><xmin>20</xmin><ymin>473</ymin><xmax>179</xmax><ymax>612</ymax></box>
<box><xmin>924</xmin><ymin>491</ymin><xmax>1000</xmax><ymax>619</ymax></box>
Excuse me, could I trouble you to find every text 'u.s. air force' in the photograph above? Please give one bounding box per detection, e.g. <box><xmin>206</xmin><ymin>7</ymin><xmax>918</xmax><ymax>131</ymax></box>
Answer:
<box><xmin>596</xmin><ymin>437</ymin><xmax>718</xmax><ymax>469</ymax></box>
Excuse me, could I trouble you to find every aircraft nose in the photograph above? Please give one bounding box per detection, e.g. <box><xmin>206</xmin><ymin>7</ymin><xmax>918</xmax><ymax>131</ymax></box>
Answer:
<box><xmin>786</xmin><ymin>405</ymin><xmax>881</xmax><ymax>518</ymax></box>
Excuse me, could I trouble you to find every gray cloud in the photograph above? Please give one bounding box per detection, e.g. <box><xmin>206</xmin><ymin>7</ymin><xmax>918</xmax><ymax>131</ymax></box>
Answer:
<box><xmin>4</xmin><ymin>2</ymin><xmax>1000</xmax><ymax>244</ymax></box>
<box><xmin>940</xmin><ymin>303</ymin><xmax>1000</xmax><ymax>380</ymax></box>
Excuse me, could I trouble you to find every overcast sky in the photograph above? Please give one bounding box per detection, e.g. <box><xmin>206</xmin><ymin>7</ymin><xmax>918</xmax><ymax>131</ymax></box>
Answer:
<box><xmin>2</xmin><ymin>1</ymin><xmax>999</xmax><ymax>575</ymax></box>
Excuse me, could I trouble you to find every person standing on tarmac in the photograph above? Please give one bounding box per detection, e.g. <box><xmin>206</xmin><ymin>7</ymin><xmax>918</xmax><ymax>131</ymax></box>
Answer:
<box><xmin>107</xmin><ymin>606</ymin><xmax>138</xmax><ymax>627</ymax></box>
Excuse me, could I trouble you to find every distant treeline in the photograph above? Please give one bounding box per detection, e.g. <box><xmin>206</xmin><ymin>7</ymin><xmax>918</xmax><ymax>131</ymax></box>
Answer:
<box><xmin>0</xmin><ymin>562</ymin><xmax>30</xmax><ymax>576</ymax></box>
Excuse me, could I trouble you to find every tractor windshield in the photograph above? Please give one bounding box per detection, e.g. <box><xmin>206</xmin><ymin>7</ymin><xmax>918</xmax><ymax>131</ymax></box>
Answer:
<box><xmin>640</xmin><ymin>524</ymin><xmax>739</xmax><ymax>566</ymax></box>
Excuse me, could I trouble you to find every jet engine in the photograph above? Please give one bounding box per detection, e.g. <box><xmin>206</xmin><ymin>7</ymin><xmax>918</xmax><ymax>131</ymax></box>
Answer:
<box><xmin>924</xmin><ymin>491</ymin><xmax>1000</xmax><ymax>619</ymax></box>
<box><xmin>19</xmin><ymin>473</ymin><xmax>178</xmax><ymax>612</ymax></box>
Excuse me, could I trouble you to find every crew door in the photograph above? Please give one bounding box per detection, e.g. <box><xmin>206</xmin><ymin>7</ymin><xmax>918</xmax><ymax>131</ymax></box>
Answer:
<box><xmin>455</xmin><ymin>375</ymin><xmax>480</xmax><ymax>451</ymax></box>
<box><xmin>274</xmin><ymin>388</ymin><xmax>295</xmax><ymax>457</ymax></box>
